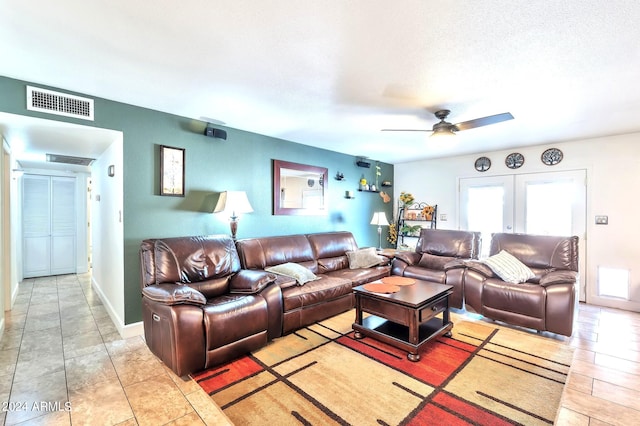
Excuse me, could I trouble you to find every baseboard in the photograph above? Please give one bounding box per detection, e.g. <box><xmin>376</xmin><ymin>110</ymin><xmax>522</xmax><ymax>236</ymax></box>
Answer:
<box><xmin>90</xmin><ymin>276</ymin><xmax>144</xmax><ymax>339</ymax></box>
<box><xmin>122</xmin><ymin>321</ymin><xmax>144</xmax><ymax>339</ymax></box>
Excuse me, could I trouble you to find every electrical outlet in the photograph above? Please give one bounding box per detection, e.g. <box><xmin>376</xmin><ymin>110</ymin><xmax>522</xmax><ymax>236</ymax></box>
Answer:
<box><xmin>440</xmin><ymin>214</ymin><xmax>448</xmax><ymax>221</ymax></box>
<box><xmin>595</xmin><ymin>215</ymin><xmax>608</xmax><ymax>225</ymax></box>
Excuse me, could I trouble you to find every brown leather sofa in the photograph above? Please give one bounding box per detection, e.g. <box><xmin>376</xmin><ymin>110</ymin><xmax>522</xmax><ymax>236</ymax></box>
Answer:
<box><xmin>139</xmin><ymin>235</ymin><xmax>283</xmax><ymax>376</ymax></box>
<box><xmin>236</xmin><ymin>231</ymin><xmax>391</xmax><ymax>334</ymax></box>
<box><xmin>391</xmin><ymin>229</ymin><xmax>481</xmax><ymax>308</ymax></box>
<box><xmin>464</xmin><ymin>233</ymin><xmax>579</xmax><ymax>336</ymax></box>
<box><xmin>139</xmin><ymin>231</ymin><xmax>390</xmax><ymax>375</ymax></box>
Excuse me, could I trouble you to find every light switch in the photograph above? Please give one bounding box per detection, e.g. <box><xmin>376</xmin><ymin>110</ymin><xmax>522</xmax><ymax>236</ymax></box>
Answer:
<box><xmin>595</xmin><ymin>215</ymin><xmax>608</xmax><ymax>225</ymax></box>
<box><xmin>440</xmin><ymin>214</ymin><xmax>448</xmax><ymax>221</ymax></box>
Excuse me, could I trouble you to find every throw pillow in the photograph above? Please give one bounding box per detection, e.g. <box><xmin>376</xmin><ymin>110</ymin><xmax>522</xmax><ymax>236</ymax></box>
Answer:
<box><xmin>264</xmin><ymin>262</ymin><xmax>319</xmax><ymax>286</ymax></box>
<box><xmin>482</xmin><ymin>250</ymin><xmax>535</xmax><ymax>284</ymax></box>
<box><xmin>346</xmin><ymin>247</ymin><xmax>385</xmax><ymax>269</ymax></box>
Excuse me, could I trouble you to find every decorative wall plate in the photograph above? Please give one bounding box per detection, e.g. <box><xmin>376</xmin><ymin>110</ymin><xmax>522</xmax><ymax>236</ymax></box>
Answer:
<box><xmin>541</xmin><ymin>148</ymin><xmax>563</xmax><ymax>165</ymax></box>
<box><xmin>505</xmin><ymin>152</ymin><xmax>524</xmax><ymax>169</ymax></box>
<box><xmin>474</xmin><ymin>156</ymin><xmax>491</xmax><ymax>172</ymax></box>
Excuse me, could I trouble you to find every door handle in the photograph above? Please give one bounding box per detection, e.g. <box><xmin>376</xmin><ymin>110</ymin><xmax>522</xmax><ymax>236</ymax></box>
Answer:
<box><xmin>506</xmin><ymin>225</ymin><xmax>513</xmax><ymax>230</ymax></box>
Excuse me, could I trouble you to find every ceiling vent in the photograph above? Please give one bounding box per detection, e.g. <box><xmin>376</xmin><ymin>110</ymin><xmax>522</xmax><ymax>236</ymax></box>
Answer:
<box><xmin>46</xmin><ymin>153</ymin><xmax>95</xmax><ymax>166</ymax></box>
<box><xmin>27</xmin><ymin>85</ymin><xmax>94</xmax><ymax>121</ymax></box>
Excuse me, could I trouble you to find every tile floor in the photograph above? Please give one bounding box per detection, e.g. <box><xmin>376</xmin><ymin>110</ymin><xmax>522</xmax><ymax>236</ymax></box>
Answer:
<box><xmin>0</xmin><ymin>273</ymin><xmax>639</xmax><ymax>425</ymax></box>
<box><xmin>557</xmin><ymin>303</ymin><xmax>640</xmax><ymax>425</ymax></box>
<box><xmin>0</xmin><ymin>273</ymin><xmax>231</xmax><ymax>426</ymax></box>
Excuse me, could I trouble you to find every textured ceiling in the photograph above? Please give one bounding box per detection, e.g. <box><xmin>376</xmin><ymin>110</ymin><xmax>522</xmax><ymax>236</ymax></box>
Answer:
<box><xmin>2</xmin><ymin>0</ymin><xmax>640</xmax><ymax>166</ymax></box>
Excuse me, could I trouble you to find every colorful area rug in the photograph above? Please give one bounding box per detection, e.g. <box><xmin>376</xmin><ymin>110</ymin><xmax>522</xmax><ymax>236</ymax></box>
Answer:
<box><xmin>192</xmin><ymin>310</ymin><xmax>573</xmax><ymax>425</ymax></box>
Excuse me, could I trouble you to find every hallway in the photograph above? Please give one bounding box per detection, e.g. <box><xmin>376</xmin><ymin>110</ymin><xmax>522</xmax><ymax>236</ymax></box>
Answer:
<box><xmin>0</xmin><ymin>273</ymin><xmax>229</xmax><ymax>425</ymax></box>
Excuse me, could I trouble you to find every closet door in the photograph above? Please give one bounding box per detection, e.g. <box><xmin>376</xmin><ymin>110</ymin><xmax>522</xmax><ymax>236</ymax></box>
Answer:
<box><xmin>22</xmin><ymin>175</ymin><xmax>51</xmax><ymax>277</ymax></box>
<box><xmin>22</xmin><ymin>175</ymin><xmax>76</xmax><ymax>277</ymax></box>
<box><xmin>51</xmin><ymin>177</ymin><xmax>76</xmax><ymax>275</ymax></box>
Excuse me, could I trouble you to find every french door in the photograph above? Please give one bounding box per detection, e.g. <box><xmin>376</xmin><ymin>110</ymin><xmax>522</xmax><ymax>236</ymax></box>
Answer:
<box><xmin>460</xmin><ymin>170</ymin><xmax>586</xmax><ymax>301</ymax></box>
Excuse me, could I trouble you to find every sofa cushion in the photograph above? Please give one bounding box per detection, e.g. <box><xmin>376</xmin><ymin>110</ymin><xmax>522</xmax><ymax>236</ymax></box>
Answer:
<box><xmin>346</xmin><ymin>247</ymin><xmax>385</xmax><ymax>269</ymax></box>
<box><xmin>482</xmin><ymin>250</ymin><xmax>535</xmax><ymax>284</ymax></box>
<box><xmin>324</xmin><ymin>265</ymin><xmax>391</xmax><ymax>286</ymax></box>
<box><xmin>281</xmin><ymin>275</ymin><xmax>353</xmax><ymax>312</ymax></box>
<box><xmin>265</xmin><ymin>262</ymin><xmax>319</xmax><ymax>285</ymax></box>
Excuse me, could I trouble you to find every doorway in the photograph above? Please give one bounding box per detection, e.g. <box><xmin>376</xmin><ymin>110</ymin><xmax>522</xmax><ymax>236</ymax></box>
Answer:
<box><xmin>460</xmin><ymin>170</ymin><xmax>587</xmax><ymax>301</ymax></box>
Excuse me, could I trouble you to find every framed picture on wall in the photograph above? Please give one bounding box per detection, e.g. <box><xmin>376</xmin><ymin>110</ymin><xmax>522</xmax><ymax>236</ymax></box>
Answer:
<box><xmin>160</xmin><ymin>145</ymin><xmax>185</xmax><ymax>196</ymax></box>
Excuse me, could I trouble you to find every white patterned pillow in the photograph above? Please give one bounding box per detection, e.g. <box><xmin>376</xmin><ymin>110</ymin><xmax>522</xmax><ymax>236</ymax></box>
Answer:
<box><xmin>265</xmin><ymin>263</ymin><xmax>319</xmax><ymax>286</ymax></box>
<box><xmin>346</xmin><ymin>247</ymin><xmax>385</xmax><ymax>269</ymax></box>
<box><xmin>482</xmin><ymin>250</ymin><xmax>535</xmax><ymax>284</ymax></box>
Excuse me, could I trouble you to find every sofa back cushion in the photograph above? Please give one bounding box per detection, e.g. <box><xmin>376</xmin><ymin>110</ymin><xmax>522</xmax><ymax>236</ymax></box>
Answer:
<box><xmin>139</xmin><ymin>235</ymin><xmax>240</xmax><ymax>298</ymax></box>
<box><xmin>236</xmin><ymin>234</ymin><xmax>318</xmax><ymax>272</ymax></box>
<box><xmin>307</xmin><ymin>232</ymin><xmax>359</xmax><ymax>273</ymax></box>
<box><xmin>489</xmin><ymin>233</ymin><xmax>579</xmax><ymax>272</ymax></box>
<box><xmin>416</xmin><ymin>229</ymin><xmax>481</xmax><ymax>259</ymax></box>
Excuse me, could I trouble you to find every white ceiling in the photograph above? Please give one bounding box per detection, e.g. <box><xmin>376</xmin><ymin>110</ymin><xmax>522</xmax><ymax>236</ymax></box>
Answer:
<box><xmin>2</xmin><ymin>0</ymin><xmax>640</xmax><ymax>166</ymax></box>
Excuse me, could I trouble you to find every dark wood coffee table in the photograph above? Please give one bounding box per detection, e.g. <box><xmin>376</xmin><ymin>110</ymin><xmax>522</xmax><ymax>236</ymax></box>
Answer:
<box><xmin>352</xmin><ymin>280</ymin><xmax>453</xmax><ymax>361</ymax></box>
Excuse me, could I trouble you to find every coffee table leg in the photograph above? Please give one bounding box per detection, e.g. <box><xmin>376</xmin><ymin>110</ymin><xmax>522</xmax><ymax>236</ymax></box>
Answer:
<box><xmin>408</xmin><ymin>352</ymin><xmax>420</xmax><ymax>362</ymax></box>
<box><xmin>354</xmin><ymin>331</ymin><xmax>363</xmax><ymax>339</ymax></box>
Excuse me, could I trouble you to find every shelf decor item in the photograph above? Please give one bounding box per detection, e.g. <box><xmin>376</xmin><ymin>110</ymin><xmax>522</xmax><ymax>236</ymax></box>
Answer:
<box><xmin>421</xmin><ymin>205</ymin><xmax>435</xmax><ymax>221</ymax></box>
<box><xmin>399</xmin><ymin>191</ymin><xmax>414</xmax><ymax>207</ymax></box>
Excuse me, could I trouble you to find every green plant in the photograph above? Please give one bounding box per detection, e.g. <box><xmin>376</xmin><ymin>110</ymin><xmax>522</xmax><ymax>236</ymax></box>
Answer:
<box><xmin>400</xmin><ymin>224</ymin><xmax>422</xmax><ymax>236</ymax></box>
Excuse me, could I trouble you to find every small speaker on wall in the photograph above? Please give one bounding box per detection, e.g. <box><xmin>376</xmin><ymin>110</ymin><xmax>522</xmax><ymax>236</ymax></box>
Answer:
<box><xmin>204</xmin><ymin>126</ymin><xmax>227</xmax><ymax>140</ymax></box>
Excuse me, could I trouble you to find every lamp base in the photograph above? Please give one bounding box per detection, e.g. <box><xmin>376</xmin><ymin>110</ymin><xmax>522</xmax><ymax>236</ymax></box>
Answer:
<box><xmin>229</xmin><ymin>218</ymin><xmax>238</xmax><ymax>240</ymax></box>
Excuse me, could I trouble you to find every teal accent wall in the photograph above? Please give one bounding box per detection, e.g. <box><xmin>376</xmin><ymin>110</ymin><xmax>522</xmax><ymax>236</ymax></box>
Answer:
<box><xmin>0</xmin><ymin>76</ymin><xmax>394</xmax><ymax>324</ymax></box>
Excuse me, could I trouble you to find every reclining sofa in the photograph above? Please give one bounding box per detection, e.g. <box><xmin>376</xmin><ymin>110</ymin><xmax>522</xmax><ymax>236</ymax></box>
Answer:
<box><xmin>391</xmin><ymin>229</ymin><xmax>481</xmax><ymax>308</ymax></box>
<box><xmin>464</xmin><ymin>233</ymin><xmax>579</xmax><ymax>336</ymax></box>
<box><xmin>139</xmin><ymin>231</ymin><xmax>390</xmax><ymax>375</ymax></box>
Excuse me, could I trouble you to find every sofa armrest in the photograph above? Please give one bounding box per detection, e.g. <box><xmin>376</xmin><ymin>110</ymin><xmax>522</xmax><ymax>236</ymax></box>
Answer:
<box><xmin>539</xmin><ymin>270</ymin><xmax>578</xmax><ymax>287</ymax></box>
<box><xmin>394</xmin><ymin>251</ymin><xmax>421</xmax><ymax>266</ymax></box>
<box><xmin>464</xmin><ymin>260</ymin><xmax>495</xmax><ymax>278</ymax></box>
<box><xmin>142</xmin><ymin>284</ymin><xmax>207</xmax><ymax>306</ymax></box>
<box><xmin>230</xmin><ymin>269</ymin><xmax>277</xmax><ymax>294</ymax></box>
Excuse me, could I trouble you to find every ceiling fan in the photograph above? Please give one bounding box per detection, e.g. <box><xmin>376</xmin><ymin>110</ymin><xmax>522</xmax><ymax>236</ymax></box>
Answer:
<box><xmin>382</xmin><ymin>109</ymin><xmax>514</xmax><ymax>137</ymax></box>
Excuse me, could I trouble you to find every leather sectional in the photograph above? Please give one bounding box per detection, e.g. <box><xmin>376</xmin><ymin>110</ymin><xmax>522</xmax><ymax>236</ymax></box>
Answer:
<box><xmin>139</xmin><ymin>231</ymin><xmax>390</xmax><ymax>376</ymax></box>
<box><xmin>139</xmin><ymin>229</ymin><xmax>578</xmax><ymax>376</ymax></box>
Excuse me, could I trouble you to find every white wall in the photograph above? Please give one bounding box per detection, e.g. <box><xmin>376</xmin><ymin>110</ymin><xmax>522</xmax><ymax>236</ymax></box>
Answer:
<box><xmin>394</xmin><ymin>132</ymin><xmax>640</xmax><ymax>312</ymax></box>
<box><xmin>90</xmin><ymin>135</ymin><xmax>125</xmax><ymax>334</ymax></box>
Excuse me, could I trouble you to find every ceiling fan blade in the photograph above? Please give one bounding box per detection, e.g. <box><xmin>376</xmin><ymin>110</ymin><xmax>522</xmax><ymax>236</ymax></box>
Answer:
<box><xmin>454</xmin><ymin>112</ymin><xmax>514</xmax><ymax>131</ymax></box>
<box><xmin>381</xmin><ymin>129</ymin><xmax>431</xmax><ymax>132</ymax></box>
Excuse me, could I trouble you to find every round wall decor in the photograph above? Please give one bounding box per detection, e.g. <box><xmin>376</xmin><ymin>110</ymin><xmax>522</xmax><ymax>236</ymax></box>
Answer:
<box><xmin>541</xmin><ymin>148</ymin><xmax>563</xmax><ymax>165</ymax></box>
<box><xmin>505</xmin><ymin>152</ymin><xmax>524</xmax><ymax>169</ymax></box>
<box><xmin>474</xmin><ymin>156</ymin><xmax>491</xmax><ymax>172</ymax></box>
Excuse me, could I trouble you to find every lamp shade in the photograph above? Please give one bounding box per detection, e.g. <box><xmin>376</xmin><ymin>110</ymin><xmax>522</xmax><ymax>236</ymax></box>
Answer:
<box><xmin>214</xmin><ymin>191</ymin><xmax>254</xmax><ymax>217</ymax></box>
<box><xmin>370</xmin><ymin>212</ymin><xmax>390</xmax><ymax>226</ymax></box>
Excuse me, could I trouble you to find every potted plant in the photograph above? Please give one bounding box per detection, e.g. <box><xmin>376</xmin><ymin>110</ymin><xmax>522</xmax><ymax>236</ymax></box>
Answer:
<box><xmin>400</xmin><ymin>224</ymin><xmax>422</xmax><ymax>237</ymax></box>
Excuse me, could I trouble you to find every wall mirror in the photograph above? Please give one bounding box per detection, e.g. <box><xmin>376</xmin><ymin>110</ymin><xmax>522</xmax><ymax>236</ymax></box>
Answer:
<box><xmin>273</xmin><ymin>159</ymin><xmax>328</xmax><ymax>215</ymax></box>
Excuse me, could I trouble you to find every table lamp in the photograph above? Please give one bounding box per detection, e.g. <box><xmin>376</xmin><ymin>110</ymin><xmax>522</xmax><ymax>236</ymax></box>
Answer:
<box><xmin>214</xmin><ymin>191</ymin><xmax>254</xmax><ymax>240</ymax></box>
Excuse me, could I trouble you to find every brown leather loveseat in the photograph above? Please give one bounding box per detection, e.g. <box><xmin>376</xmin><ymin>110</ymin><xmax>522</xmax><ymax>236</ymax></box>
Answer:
<box><xmin>464</xmin><ymin>233</ymin><xmax>579</xmax><ymax>336</ymax></box>
<box><xmin>391</xmin><ymin>229</ymin><xmax>481</xmax><ymax>308</ymax></box>
<box><xmin>139</xmin><ymin>235</ymin><xmax>282</xmax><ymax>376</ymax></box>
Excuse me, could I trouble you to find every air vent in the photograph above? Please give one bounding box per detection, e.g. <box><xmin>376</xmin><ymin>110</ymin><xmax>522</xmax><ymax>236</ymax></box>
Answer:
<box><xmin>27</xmin><ymin>86</ymin><xmax>94</xmax><ymax>121</ymax></box>
<box><xmin>46</xmin><ymin>154</ymin><xmax>95</xmax><ymax>166</ymax></box>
